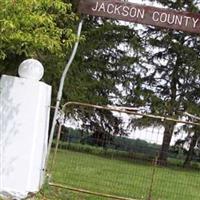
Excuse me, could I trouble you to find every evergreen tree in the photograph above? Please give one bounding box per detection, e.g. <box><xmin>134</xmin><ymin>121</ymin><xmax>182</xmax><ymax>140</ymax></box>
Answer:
<box><xmin>135</xmin><ymin>0</ymin><xmax>200</xmax><ymax>164</ymax></box>
<box><xmin>64</xmin><ymin>16</ymin><xmax>143</xmax><ymax>140</ymax></box>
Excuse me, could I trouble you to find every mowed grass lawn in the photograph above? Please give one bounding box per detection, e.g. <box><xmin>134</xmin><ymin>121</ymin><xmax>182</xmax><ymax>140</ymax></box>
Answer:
<box><xmin>41</xmin><ymin>150</ymin><xmax>200</xmax><ymax>200</ymax></box>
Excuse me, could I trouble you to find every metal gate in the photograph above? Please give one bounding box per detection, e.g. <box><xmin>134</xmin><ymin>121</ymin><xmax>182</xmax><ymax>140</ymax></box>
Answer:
<box><xmin>48</xmin><ymin>102</ymin><xmax>200</xmax><ymax>200</ymax></box>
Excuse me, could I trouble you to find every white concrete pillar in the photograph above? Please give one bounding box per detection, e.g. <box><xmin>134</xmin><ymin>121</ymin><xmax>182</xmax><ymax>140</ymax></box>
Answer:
<box><xmin>0</xmin><ymin>59</ymin><xmax>51</xmax><ymax>199</ymax></box>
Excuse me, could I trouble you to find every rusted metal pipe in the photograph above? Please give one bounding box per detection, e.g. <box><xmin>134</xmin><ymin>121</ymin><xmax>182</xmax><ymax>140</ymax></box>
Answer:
<box><xmin>62</xmin><ymin>101</ymin><xmax>200</xmax><ymax>127</ymax></box>
<box><xmin>49</xmin><ymin>182</ymin><xmax>137</xmax><ymax>200</ymax></box>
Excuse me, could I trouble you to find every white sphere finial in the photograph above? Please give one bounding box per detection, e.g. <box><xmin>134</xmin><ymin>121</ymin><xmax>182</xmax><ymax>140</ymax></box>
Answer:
<box><xmin>18</xmin><ymin>59</ymin><xmax>44</xmax><ymax>81</ymax></box>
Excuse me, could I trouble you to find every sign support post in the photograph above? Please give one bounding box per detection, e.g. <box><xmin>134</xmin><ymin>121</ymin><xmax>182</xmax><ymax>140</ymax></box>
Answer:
<box><xmin>45</xmin><ymin>20</ymin><xmax>84</xmax><ymax>174</ymax></box>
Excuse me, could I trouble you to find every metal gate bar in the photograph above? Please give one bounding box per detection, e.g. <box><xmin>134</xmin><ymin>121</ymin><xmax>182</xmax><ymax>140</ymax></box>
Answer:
<box><xmin>49</xmin><ymin>182</ymin><xmax>137</xmax><ymax>200</ymax></box>
<box><xmin>62</xmin><ymin>101</ymin><xmax>200</xmax><ymax>126</ymax></box>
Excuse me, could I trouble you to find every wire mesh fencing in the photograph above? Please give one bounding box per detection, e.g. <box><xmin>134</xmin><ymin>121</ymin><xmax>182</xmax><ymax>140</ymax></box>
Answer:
<box><xmin>48</xmin><ymin>102</ymin><xmax>200</xmax><ymax>200</ymax></box>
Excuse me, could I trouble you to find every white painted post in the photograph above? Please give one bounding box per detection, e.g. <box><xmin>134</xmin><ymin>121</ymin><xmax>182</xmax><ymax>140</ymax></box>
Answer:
<box><xmin>45</xmin><ymin>20</ymin><xmax>83</xmax><ymax>172</ymax></box>
<box><xmin>0</xmin><ymin>59</ymin><xmax>51</xmax><ymax>199</ymax></box>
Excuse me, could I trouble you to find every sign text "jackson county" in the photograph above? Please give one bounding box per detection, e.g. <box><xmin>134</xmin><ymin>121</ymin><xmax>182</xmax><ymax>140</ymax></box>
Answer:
<box><xmin>78</xmin><ymin>0</ymin><xmax>200</xmax><ymax>34</ymax></box>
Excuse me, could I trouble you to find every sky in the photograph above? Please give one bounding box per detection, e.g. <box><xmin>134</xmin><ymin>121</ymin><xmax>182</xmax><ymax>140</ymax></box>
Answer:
<box><xmin>129</xmin><ymin>0</ymin><xmax>200</xmax><ymax>8</ymax></box>
<box><xmin>129</xmin><ymin>0</ymin><xmax>162</xmax><ymax>7</ymax></box>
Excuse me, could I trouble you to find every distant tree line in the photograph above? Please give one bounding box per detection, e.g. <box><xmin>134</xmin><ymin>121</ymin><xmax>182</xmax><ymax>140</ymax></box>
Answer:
<box><xmin>59</xmin><ymin>127</ymin><xmax>200</xmax><ymax>165</ymax></box>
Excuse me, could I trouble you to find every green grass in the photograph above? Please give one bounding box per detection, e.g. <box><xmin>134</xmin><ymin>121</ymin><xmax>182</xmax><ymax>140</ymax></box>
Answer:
<box><xmin>36</xmin><ymin>185</ymin><xmax>103</xmax><ymax>200</ymax></box>
<box><xmin>41</xmin><ymin>149</ymin><xmax>200</xmax><ymax>200</ymax></box>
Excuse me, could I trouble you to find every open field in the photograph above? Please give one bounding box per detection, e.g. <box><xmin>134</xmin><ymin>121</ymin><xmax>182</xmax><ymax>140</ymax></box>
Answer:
<box><xmin>40</xmin><ymin>149</ymin><xmax>200</xmax><ymax>200</ymax></box>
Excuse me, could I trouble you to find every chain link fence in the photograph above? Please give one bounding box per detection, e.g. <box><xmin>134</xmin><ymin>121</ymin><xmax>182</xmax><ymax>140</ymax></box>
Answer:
<box><xmin>48</xmin><ymin>102</ymin><xmax>200</xmax><ymax>200</ymax></box>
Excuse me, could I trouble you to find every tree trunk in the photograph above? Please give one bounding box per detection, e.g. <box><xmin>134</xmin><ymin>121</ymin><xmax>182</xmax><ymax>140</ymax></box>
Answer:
<box><xmin>158</xmin><ymin>61</ymin><xmax>178</xmax><ymax>165</ymax></box>
<box><xmin>158</xmin><ymin>122</ymin><xmax>175</xmax><ymax>165</ymax></box>
<box><xmin>183</xmin><ymin>132</ymin><xmax>198</xmax><ymax>167</ymax></box>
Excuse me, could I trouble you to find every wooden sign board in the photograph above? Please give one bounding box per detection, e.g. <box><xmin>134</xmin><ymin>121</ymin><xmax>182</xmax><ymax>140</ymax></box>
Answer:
<box><xmin>78</xmin><ymin>0</ymin><xmax>200</xmax><ymax>34</ymax></box>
